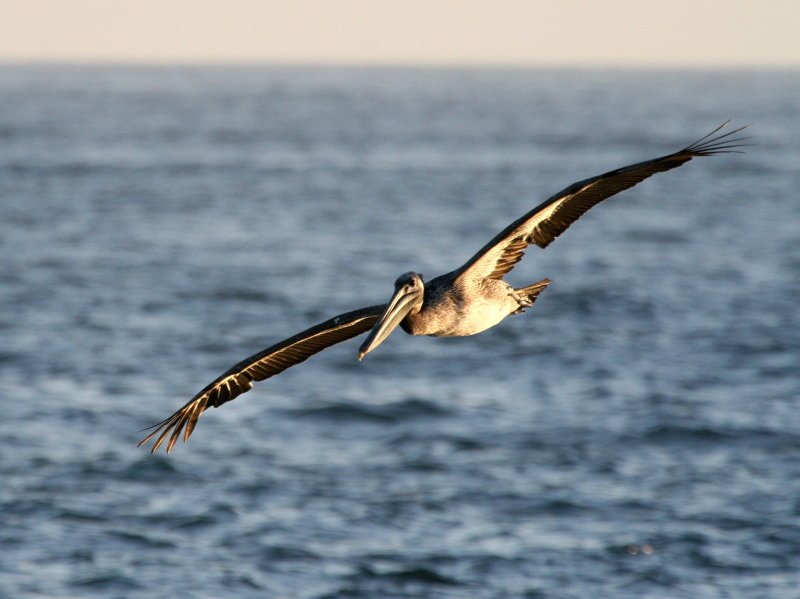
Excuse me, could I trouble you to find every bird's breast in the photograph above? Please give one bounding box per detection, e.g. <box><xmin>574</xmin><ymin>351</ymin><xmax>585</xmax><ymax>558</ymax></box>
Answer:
<box><xmin>402</xmin><ymin>282</ymin><xmax>518</xmax><ymax>337</ymax></box>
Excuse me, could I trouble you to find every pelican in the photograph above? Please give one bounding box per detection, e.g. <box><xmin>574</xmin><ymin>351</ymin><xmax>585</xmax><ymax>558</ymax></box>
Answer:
<box><xmin>140</xmin><ymin>122</ymin><xmax>746</xmax><ymax>453</ymax></box>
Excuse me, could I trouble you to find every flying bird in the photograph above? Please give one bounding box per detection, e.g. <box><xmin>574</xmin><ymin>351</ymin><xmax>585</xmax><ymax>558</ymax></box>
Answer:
<box><xmin>140</xmin><ymin>122</ymin><xmax>747</xmax><ymax>453</ymax></box>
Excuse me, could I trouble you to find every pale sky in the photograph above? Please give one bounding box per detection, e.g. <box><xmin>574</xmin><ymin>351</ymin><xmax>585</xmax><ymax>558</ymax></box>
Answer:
<box><xmin>1</xmin><ymin>0</ymin><xmax>798</xmax><ymax>67</ymax></box>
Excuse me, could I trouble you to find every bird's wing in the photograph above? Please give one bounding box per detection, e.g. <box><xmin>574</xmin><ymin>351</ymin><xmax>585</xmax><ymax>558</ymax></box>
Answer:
<box><xmin>139</xmin><ymin>304</ymin><xmax>386</xmax><ymax>453</ymax></box>
<box><xmin>453</xmin><ymin>122</ymin><xmax>748</xmax><ymax>283</ymax></box>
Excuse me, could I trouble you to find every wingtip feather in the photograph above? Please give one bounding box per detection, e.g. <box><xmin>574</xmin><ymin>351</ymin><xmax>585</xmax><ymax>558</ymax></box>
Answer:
<box><xmin>685</xmin><ymin>121</ymin><xmax>751</xmax><ymax>155</ymax></box>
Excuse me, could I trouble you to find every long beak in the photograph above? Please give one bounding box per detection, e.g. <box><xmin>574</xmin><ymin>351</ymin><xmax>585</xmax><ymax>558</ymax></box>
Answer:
<box><xmin>358</xmin><ymin>285</ymin><xmax>421</xmax><ymax>360</ymax></box>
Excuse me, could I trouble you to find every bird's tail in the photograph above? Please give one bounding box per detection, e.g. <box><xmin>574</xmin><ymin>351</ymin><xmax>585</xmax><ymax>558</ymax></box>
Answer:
<box><xmin>513</xmin><ymin>278</ymin><xmax>551</xmax><ymax>313</ymax></box>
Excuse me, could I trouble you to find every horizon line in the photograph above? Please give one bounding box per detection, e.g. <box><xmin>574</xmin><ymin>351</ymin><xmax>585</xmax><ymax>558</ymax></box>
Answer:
<box><xmin>1</xmin><ymin>58</ymin><xmax>798</xmax><ymax>71</ymax></box>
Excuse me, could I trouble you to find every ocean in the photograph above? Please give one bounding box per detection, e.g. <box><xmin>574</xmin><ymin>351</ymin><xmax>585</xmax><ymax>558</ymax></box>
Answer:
<box><xmin>1</xmin><ymin>65</ymin><xmax>799</xmax><ymax>598</ymax></box>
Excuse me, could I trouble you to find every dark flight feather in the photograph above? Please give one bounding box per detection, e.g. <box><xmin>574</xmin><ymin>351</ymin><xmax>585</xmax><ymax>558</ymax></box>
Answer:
<box><xmin>455</xmin><ymin>121</ymin><xmax>749</xmax><ymax>282</ymax></box>
<box><xmin>139</xmin><ymin>304</ymin><xmax>385</xmax><ymax>453</ymax></box>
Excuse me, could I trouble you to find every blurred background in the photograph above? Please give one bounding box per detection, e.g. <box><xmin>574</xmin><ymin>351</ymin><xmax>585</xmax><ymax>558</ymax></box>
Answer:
<box><xmin>1</xmin><ymin>3</ymin><xmax>799</xmax><ymax>598</ymax></box>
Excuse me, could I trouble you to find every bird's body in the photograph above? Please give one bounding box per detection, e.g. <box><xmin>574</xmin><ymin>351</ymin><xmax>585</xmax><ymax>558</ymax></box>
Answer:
<box><xmin>140</xmin><ymin>122</ymin><xmax>747</xmax><ymax>453</ymax></box>
<box><xmin>401</xmin><ymin>274</ymin><xmax>548</xmax><ymax>337</ymax></box>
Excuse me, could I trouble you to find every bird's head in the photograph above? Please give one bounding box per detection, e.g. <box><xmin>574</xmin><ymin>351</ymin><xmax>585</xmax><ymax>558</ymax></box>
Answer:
<box><xmin>358</xmin><ymin>272</ymin><xmax>425</xmax><ymax>360</ymax></box>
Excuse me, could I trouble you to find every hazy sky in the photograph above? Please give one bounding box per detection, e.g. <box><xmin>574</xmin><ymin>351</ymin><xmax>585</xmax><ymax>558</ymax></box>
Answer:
<box><xmin>2</xmin><ymin>0</ymin><xmax>798</xmax><ymax>67</ymax></box>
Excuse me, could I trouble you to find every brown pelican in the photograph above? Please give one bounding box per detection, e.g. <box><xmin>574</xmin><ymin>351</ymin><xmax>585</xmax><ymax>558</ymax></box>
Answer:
<box><xmin>140</xmin><ymin>122</ymin><xmax>746</xmax><ymax>453</ymax></box>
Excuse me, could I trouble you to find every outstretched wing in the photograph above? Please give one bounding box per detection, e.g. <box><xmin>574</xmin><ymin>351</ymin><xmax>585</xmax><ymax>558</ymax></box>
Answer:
<box><xmin>454</xmin><ymin>122</ymin><xmax>748</xmax><ymax>282</ymax></box>
<box><xmin>139</xmin><ymin>304</ymin><xmax>386</xmax><ymax>453</ymax></box>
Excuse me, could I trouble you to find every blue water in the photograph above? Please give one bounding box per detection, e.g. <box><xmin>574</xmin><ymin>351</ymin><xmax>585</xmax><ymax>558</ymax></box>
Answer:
<box><xmin>1</xmin><ymin>65</ymin><xmax>799</xmax><ymax>598</ymax></box>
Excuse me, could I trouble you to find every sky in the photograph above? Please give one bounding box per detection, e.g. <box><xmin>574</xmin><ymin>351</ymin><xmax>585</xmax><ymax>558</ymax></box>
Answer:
<box><xmin>1</xmin><ymin>0</ymin><xmax>798</xmax><ymax>67</ymax></box>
